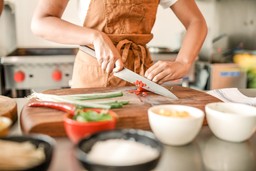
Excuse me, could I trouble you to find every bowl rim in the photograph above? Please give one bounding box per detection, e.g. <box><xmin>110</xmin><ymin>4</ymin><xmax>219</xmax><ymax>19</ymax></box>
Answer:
<box><xmin>64</xmin><ymin>109</ymin><xmax>117</xmax><ymax>126</ymax></box>
<box><xmin>0</xmin><ymin>133</ymin><xmax>56</xmax><ymax>145</ymax></box>
<box><xmin>75</xmin><ymin>129</ymin><xmax>163</xmax><ymax>168</ymax></box>
<box><xmin>148</xmin><ymin>104</ymin><xmax>204</xmax><ymax>120</ymax></box>
<box><xmin>205</xmin><ymin>102</ymin><xmax>256</xmax><ymax>117</ymax></box>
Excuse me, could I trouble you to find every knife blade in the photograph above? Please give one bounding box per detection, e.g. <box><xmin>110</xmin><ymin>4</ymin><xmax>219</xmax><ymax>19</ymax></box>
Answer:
<box><xmin>79</xmin><ymin>45</ymin><xmax>178</xmax><ymax>99</ymax></box>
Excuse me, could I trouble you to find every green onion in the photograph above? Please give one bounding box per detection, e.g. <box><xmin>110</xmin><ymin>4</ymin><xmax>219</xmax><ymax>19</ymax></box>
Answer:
<box><xmin>63</xmin><ymin>91</ymin><xmax>123</xmax><ymax>100</ymax></box>
<box><xmin>29</xmin><ymin>92</ymin><xmax>111</xmax><ymax>109</ymax></box>
<box><xmin>28</xmin><ymin>91</ymin><xmax>128</xmax><ymax>109</ymax></box>
<box><xmin>100</xmin><ymin>101</ymin><xmax>129</xmax><ymax>108</ymax></box>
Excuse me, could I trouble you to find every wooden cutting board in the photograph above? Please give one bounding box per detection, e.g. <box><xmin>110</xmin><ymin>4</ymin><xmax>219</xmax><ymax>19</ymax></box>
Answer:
<box><xmin>0</xmin><ymin>96</ymin><xmax>18</xmax><ymax>124</ymax></box>
<box><xmin>20</xmin><ymin>86</ymin><xmax>221</xmax><ymax>137</ymax></box>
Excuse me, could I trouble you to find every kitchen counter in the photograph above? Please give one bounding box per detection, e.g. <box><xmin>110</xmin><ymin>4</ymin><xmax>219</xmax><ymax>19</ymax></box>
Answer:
<box><xmin>9</xmin><ymin>89</ymin><xmax>256</xmax><ymax>171</ymax></box>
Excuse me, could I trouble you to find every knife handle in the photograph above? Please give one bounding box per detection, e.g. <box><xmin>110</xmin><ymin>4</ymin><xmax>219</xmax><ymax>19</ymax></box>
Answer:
<box><xmin>79</xmin><ymin>45</ymin><xmax>96</xmax><ymax>58</ymax></box>
<box><xmin>79</xmin><ymin>45</ymin><xmax>122</xmax><ymax>69</ymax></box>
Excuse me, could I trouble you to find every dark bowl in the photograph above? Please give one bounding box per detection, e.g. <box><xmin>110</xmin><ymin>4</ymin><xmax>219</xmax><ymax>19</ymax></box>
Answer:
<box><xmin>0</xmin><ymin>134</ymin><xmax>56</xmax><ymax>171</ymax></box>
<box><xmin>75</xmin><ymin>129</ymin><xmax>163</xmax><ymax>171</ymax></box>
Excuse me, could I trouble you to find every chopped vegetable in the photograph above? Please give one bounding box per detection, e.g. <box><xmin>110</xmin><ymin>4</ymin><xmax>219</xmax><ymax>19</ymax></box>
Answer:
<box><xmin>73</xmin><ymin>110</ymin><xmax>112</xmax><ymax>122</ymax></box>
<box><xmin>129</xmin><ymin>80</ymin><xmax>148</xmax><ymax>96</ymax></box>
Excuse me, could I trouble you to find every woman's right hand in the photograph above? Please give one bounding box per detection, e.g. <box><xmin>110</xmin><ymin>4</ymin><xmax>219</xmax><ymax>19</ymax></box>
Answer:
<box><xmin>92</xmin><ymin>31</ymin><xmax>124</xmax><ymax>73</ymax></box>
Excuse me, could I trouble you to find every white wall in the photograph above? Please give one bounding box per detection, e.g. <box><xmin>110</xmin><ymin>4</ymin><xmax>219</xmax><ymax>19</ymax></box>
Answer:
<box><xmin>1</xmin><ymin>0</ymin><xmax>217</xmax><ymax>50</ymax></box>
<box><xmin>0</xmin><ymin>4</ymin><xmax>16</xmax><ymax>56</ymax></box>
<box><xmin>149</xmin><ymin>0</ymin><xmax>218</xmax><ymax>52</ymax></box>
<box><xmin>148</xmin><ymin>5</ymin><xmax>184</xmax><ymax>50</ymax></box>
<box><xmin>17</xmin><ymin>0</ymin><xmax>82</xmax><ymax>48</ymax></box>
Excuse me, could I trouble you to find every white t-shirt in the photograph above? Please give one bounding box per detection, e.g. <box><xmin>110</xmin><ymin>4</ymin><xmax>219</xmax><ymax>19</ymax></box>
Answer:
<box><xmin>77</xmin><ymin>0</ymin><xmax>178</xmax><ymax>21</ymax></box>
<box><xmin>159</xmin><ymin>0</ymin><xmax>178</xmax><ymax>8</ymax></box>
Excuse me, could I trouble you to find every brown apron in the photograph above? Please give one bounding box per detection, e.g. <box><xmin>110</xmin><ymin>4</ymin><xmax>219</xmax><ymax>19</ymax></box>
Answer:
<box><xmin>71</xmin><ymin>0</ymin><xmax>159</xmax><ymax>88</ymax></box>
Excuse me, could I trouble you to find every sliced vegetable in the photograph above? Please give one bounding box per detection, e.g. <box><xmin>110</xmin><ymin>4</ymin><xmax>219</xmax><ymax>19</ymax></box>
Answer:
<box><xmin>129</xmin><ymin>80</ymin><xmax>148</xmax><ymax>96</ymax></box>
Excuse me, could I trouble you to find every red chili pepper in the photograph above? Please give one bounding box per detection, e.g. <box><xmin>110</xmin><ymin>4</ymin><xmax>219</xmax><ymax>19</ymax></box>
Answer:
<box><xmin>141</xmin><ymin>92</ymin><xmax>148</xmax><ymax>96</ymax></box>
<box><xmin>137</xmin><ymin>86</ymin><xmax>143</xmax><ymax>92</ymax></box>
<box><xmin>134</xmin><ymin>90</ymin><xmax>140</xmax><ymax>95</ymax></box>
<box><xmin>134</xmin><ymin>80</ymin><xmax>139</xmax><ymax>85</ymax></box>
<box><xmin>130</xmin><ymin>80</ymin><xmax>148</xmax><ymax>96</ymax></box>
<box><xmin>28</xmin><ymin>101</ymin><xmax>76</xmax><ymax>114</ymax></box>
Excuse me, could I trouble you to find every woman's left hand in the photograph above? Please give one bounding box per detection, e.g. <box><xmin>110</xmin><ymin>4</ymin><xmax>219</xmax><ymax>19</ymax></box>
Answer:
<box><xmin>144</xmin><ymin>60</ymin><xmax>191</xmax><ymax>84</ymax></box>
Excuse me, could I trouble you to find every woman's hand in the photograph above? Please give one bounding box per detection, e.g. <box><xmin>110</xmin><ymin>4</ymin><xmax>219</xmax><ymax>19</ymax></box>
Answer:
<box><xmin>144</xmin><ymin>60</ymin><xmax>191</xmax><ymax>84</ymax></box>
<box><xmin>145</xmin><ymin>0</ymin><xmax>207</xmax><ymax>85</ymax></box>
<box><xmin>93</xmin><ymin>31</ymin><xmax>124</xmax><ymax>73</ymax></box>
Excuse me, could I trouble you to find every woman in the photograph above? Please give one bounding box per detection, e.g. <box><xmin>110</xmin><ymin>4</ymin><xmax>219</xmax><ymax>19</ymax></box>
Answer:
<box><xmin>31</xmin><ymin>0</ymin><xmax>207</xmax><ymax>88</ymax></box>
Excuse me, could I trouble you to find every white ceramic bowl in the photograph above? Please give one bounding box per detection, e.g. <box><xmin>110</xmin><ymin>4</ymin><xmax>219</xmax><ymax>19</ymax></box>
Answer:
<box><xmin>205</xmin><ymin>102</ymin><xmax>256</xmax><ymax>142</ymax></box>
<box><xmin>148</xmin><ymin>105</ymin><xmax>204</xmax><ymax>146</ymax></box>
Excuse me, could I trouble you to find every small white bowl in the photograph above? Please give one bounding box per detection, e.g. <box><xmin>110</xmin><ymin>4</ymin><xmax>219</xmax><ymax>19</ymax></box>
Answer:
<box><xmin>148</xmin><ymin>105</ymin><xmax>204</xmax><ymax>146</ymax></box>
<box><xmin>205</xmin><ymin>102</ymin><xmax>256</xmax><ymax>142</ymax></box>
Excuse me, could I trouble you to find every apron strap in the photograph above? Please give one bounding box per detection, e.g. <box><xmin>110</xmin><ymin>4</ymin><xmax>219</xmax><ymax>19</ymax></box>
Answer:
<box><xmin>116</xmin><ymin>39</ymin><xmax>147</xmax><ymax>75</ymax></box>
<box><xmin>109</xmin><ymin>34</ymin><xmax>153</xmax><ymax>45</ymax></box>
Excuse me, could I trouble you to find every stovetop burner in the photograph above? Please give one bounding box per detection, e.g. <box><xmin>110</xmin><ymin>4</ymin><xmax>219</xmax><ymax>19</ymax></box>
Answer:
<box><xmin>7</xmin><ymin>48</ymin><xmax>78</xmax><ymax>56</ymax></box>
<box><xmin>0</xmin><ymin>48</ymin><xmax>78</xmax><ymax>98</ymax></box>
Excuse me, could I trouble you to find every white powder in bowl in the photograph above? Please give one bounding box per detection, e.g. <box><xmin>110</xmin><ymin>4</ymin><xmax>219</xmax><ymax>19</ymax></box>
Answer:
<box><xmin>87</xmin><ymin>139</ymin><xmax>159</xmax><ymax>166</ymax></box>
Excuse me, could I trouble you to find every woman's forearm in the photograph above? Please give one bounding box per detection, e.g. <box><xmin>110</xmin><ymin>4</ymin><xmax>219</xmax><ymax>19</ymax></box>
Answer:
<box><xmin>171</xmin><ymin>0</ymin><xmax>208</xmax><ymax>67</ymax></box>
<box><xmin>31</xmin><ymin>0</ymin><xmax>99</xmax><ymax>46</ymax></box>
<box><xmin>176</xmin><ymin>19</ymin><xmax>207</xmax><ymax>65</ymax></box>
<box><xmin>31</xmin><ymin>16</ymin><xmax>99</xmax><ymax>46</ymax></box>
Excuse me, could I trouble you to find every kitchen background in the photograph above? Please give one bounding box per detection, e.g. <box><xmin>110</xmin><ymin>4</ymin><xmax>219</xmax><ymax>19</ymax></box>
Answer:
<box><xmin>0</xmin><ymin>0</ymin><xmax>255</xmax><ymax>97</ymax></box>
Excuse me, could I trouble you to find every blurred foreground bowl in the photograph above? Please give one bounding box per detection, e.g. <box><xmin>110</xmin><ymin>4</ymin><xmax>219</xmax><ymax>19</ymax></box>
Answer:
<box><xmin>75</xmin><ymin>129</ymin><xmax>163</xmax><ymax>171</ymax></box>
<box><xmin>0</xmin><ymin>134</ymin><xmax>55</xmax><ymax>171</ymax></box>
<box><xmin>205</xmin><ymin>102</ymin><xmax>256</xmax><ymax>142</ymax></box>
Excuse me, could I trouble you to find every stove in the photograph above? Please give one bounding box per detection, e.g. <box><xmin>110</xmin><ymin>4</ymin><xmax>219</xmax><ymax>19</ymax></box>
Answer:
<box><xmin>0</xmin><ymin>48</ymin><xmax>78</xmax><ymax>97</ymax></box>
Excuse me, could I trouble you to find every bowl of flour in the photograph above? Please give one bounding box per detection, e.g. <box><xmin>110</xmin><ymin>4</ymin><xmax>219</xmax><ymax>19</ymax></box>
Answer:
<box><xmin>75</xmin><ymin>129</ymin><xmax>163</xmax><ymax>171</ymax></box>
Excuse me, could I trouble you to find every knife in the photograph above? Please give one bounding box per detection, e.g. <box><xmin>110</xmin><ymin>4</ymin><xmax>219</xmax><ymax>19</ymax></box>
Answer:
<box><xmin>79</xmin><ymin>45</ymin><xmax>178</xmax><ymax>99</ymax></box>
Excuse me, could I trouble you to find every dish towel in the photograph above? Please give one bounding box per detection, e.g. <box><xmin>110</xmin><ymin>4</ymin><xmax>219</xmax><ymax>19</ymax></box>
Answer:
<box><xmin>207</xmin><ymin>88</ymin><xmax>256</xmax><ymax>106</ymax></box>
